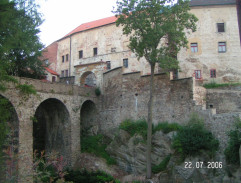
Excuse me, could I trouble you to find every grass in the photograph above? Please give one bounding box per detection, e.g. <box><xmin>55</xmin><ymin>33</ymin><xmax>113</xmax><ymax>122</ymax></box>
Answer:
<box><xmin>119</xmin><ymin>119</ymin><xmax>181</xmax><ymax>141</ymax></box>
<box><xmin>153</xmin><ymin>122</ymin><xmax>181</xmax><ymax>134</ymax></box>
<box><xmin>119</xmin><ymin>119</ymin><xmax>148</xmax><ymax>139</ymax></box>
<box><xmin>152</xmin><ymin>155</ymin><xmax>172</xmax><ymax>174</ymax></box>
<box><xmin>81</xmin><ymin>135</ymin><xmax>116</xmax><ymax>165</ymax></box>
<box><xmin>203</xmin><ymin>82</ymin><xmax>241</xmax><ymax>89</ymax></box>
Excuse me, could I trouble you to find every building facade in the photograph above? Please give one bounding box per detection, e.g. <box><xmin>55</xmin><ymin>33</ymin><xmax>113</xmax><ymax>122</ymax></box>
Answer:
<box><xmin>43</xmin><ymin>0</ymin><xmax>241</xmax><ymax>86</ymax></box>
<box><xmin>178</xmin><ymin>0</ymin><xmax>241</xmax><ymax>83</ymax></box>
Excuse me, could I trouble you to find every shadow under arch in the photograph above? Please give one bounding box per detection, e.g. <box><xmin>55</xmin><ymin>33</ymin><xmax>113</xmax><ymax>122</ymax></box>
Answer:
<box><xmin>80</xmin><ymin>100</ymin><xmax>98</xmax><ymax>136</ymax></box>
<box><xmin>0</xmin><ymin>94</ymin><xmax>19</xmax><ymax>182</ymax></box>
<box><xmin>33</xmin><ymin>98</ymin><xmax>71</xmax><ymax>163</ymax></box>
<box><xmin>80</xmin><ymin>71</ymin><xmax>97</xmax><ymax>87</ymax></box>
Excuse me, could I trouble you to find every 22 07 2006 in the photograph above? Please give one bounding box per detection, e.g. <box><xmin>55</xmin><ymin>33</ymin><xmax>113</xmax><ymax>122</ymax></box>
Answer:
<box><xmin>185</xmin><ymin>162</ymin><xmax>222</xmax><ymax>169</ymax></box>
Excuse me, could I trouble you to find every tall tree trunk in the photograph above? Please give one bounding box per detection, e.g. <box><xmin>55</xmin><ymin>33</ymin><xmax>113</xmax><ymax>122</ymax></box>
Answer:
<box><xmin>146</xmin><ymin>62</ymin><xmax>155</xmax><ymax>179</ymax></box>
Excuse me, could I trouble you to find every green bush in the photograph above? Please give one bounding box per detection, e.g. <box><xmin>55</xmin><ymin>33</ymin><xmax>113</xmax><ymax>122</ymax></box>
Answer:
<box><xmin>17</xmin><ymin>83</ymin><xmax>37</xmax><ymax>95</ymax></box>
<box><xmin>152</xmin><ymin>155</ymin><xmax>171</xmax><ymax>174</ymax></box>
<box><xmin>81</xmin><ymin>135</ymin><xmax>116</xmax><ymax>165</ymax></box>
<box><xmin>95</xmin><ymin>88</ymin><xmax>101</xmax><ymax>96</ymax></box>
<box><xmin>153</xmin><ymin>122</ymin><xmax>181</xmax><ymax>134</ymax></box>
<box><xmin>172</xmin><ymin>114</ymin><xmax>219</xmax><ymax>158</ymax></box>
<box><xmin>64</xmin><ymin>169</ymin><xmax>120</xmax><ymax>183</ymax></box>
<box><xmin>119</xmin><ymin>119</ymin><xmax>148</xmax><ymax>139</ymax></box>
<box><xmin>225</xmin><ymin>118</ymin><xmax>241</xmax><ymax>165</ymax></box>
<box><xmin>203</xmin><ymin>82</ymin><xmax>241</xmax><ymax>89</ymax></box>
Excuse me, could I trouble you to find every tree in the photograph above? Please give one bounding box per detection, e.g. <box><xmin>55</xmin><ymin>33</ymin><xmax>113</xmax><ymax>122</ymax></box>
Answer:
<box><xmin>0</xmin><ymin>0</ymin><xmax>45</xmax><ymax>80</ymax></box>
<box><xmin>0</xmin><ymin>1</ymin><xmax>42</xmax><ymax>180</ymax></box>
<box><xmin>113</xmin><ymin>0</ymin><xmax>197</xmax><ymax>179</ymax></box>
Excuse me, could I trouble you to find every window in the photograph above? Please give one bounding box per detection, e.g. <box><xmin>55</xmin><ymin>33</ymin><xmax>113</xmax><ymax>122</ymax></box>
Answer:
<box><xmin>218</xmin><ymin>42</ymin><xmax>226</xmax><ymax>53</ymax></box>
<box><xmin>66</xmin><ymin>54</ymin><xmax>69</xmax><ymax>61</ymax></box>
<box><xmin>93</xmin><ymin>47</ymin><xmax>98</xmax><ymax>56</ymax></box>
<box><xmin>106</xmin><ymin>61</ymin><xmax>111</xmax><ymax>70</ymax></box>
<box><xmin>217</xmin><ymin>23</ymin><xmax>225</xmax><ymax>32</ymax></box>
<box><xmin>191</xmin><ymin>43</ymin><xmax>198</xmax><ymax>53</ymax></box>
<box><xmin>123</xmin><ymin>58</ymin><xmax>128</xmax><ymax>68</ymax></box>
<box><xmin>65</xmin><ymin>69</ymin><xmax>68</xmax><ymax>77</ymax></box>
<box><xmin>79</xmin><ymin>50</ymin><xmax>83</xmax><ymax>59</ymax></box>
<box><xmin>62</xmin><ymin>56</ymin><xmax>65</xmax><ymax>63</ymax></box>
<box><xmin>194</xmin><ymin>70</ymin><xmax>201</xmax><ymax>79</ymax></box>
<box><xmin>210</xmin><ymin>69</ymin><xmax>216</xmax><ymax>78</ymax></box>
<box><xmin>111</xmin><ymin>47</ymin><xmax>116</xmax><ymax>52</ymax></box>
<box><xmin>61</xmin><ymin>70</ymin><xmax>64</xmax><ymax>77</ymax></box>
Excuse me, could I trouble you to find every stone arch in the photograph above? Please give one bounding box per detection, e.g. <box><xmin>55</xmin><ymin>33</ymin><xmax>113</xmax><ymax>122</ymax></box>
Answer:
<box><xmin>80</xmin><ymin>100</ymin><xmax>98</xmax><ymax>136</ymax></box>
<box><xmin>80</xmin><ymin>71</ymin><xmax>97</xmax><ymax>87</ymax></box>
<box><xmin>33</xmin><ymin>98</ymin><xmax>71</xmax><ymax>163</ymax></box>
<box><xmin>0</xmin><ymin>94</ymin><xmax>19</xmax><ymax>182</ymax></box>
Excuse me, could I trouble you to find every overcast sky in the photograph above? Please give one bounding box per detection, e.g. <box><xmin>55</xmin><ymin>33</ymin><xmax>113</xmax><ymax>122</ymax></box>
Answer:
<box><xmin>38</xmin><ymin>0</ymin><xmax>117</xmax><ymax>47</ymax></box>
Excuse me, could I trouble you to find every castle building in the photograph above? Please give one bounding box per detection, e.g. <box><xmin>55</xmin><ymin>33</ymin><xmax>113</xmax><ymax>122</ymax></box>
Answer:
<box><xmin>42</xmin><ymin>0</ymin><xmax>241</xmax><ymax>86</ymax></box>
<box><xmin>178</xmin><ymin>0</ymin><xmax>241</xmax><ymax>83</ymax></box>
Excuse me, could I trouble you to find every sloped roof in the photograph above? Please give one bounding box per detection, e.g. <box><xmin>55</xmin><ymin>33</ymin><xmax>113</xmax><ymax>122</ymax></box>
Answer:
<box><xmin>190</xmin><ymin>0</ymin><xmax>236</xmax><ymax>6</ymax></box>
<box><xmin>63</xmin><ymin>16</ymin><xmax>117</xmax><ymax>39</ymax></box>
<box><xmin>45</xmin><ymin>67</ymin><xmax>59</xmax><ymax>76</ymax></box>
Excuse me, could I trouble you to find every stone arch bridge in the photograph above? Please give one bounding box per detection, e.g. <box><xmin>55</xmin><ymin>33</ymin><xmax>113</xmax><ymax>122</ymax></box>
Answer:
<box><xmin>0</xmin><ymin>77</ymin><xmax>99</xmax><ymax>182</ymax></box>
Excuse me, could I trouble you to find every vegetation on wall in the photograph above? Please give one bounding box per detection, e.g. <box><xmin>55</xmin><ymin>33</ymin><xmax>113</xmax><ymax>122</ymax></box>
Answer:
<box><xmin>119</xmin><ymin>119</ymin><xmax>148</xmax><ymax>139</ymax></box>
<box><xmin>17</xmin><ymin>83</ymin><xmax>37</xmax><ymax>95</ymax></box>
<box><xmin>153</xmin><ymin>122</ymin><xmax>181</xmax><ymax>134</ymax></box>
<box><xmin>203</xmin><ymin>82</ymin><xmax>241</xmax><ymax>89</ymax></box>
<box><xmin>95</xmin><ymin>87</ymin><xmax>101</xmax><ymax>96</ymax></box>
<box><xmin>152</xmin><ymin>154</ymin><xmax>171</xmax><ymax>174</ymax></box>
<box><xmin>81</xmin><ymin>135</ymin><xmax>116</xmax><ymax>165</ymax></box>
<box><xmin>224</xmin><ymin>118</ymin><xmax>241</xmax><ymax>165</ymax></box>
<box><xmin>119</xmin><ymin>119</ymin><xmax>181</xmax><ymax>140</ymax></box>
<box><xmin>0</xmin><ymin>97</ymin><xmax>12</xmax><ymax>162</ymax></box>
<box><xmin>0</xmin><ymin>0</ymin><xmax>41</xmax><ymax>174</ymax></box>
<box><xmin>172</xmin><ymin>114</ymin><xmax>219</xmax><ymax>158</ymax></box>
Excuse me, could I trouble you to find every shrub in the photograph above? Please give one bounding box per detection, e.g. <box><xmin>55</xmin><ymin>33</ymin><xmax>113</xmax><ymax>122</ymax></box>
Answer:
<box><xmin>119</xmin><ymin>119</ymin><xmax>147</xmax><ymax>139</ymax></box>
<box><xmin>64</xmin><ymin>169</ymin><xmax>120</xmax><ymax>183</ymax></box>
<box><xmin>81</xmin><ymin>135</ymin><xmax>116</xmax><ymax>165</ymax></box>
<box><xmin>152</xmin><ymin>154</ymin><xmax>171</xmax><ymax>174</ymax></box>
<box><xmin>225</xmin><ymin>118</ymin><xmax>241</xmax><ymax>165</ymax></box>
<box><xmin>95</xmin><ymin>88</ymin><xmax>101</xmax><ymax>96</ymax></box>
<box><xmin>33</xmin><ymin>151</ymin><xmax>68</xmax><ymax>183</ymax></box>
<box><xmin>203</xmin><ymin>82</ymin><xmax>241</xmax><ymax>89</ymax></box>
<box><xmin>172</xmin><ymin>114</ymin><xmax>219</xmax><ymax>158</ymax></box>
<box><xmin>17</xmin><ymin>83</ymin><xmax>37</xmax><ymax>95</ymax></box>
<box><xmin>153</xmin><ymin>122</ymin><xmax>181</xmax><ymax>134</ymax></box>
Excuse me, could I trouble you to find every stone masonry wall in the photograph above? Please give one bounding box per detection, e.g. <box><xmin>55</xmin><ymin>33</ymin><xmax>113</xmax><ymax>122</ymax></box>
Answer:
<box><xmin>206</xmin><ymin>86</ymin><xmax>241</xmax><ymax>114</ymax></box>
<box><xmin>100</xmin><ymin>67</ymin><xmax>195</xmax><ymax>132</ymax></box>
<box><xmin>100</xmin><ymin>67</ymin><xmax>241</xmax><ymax>155</ymax></box>
<box><xmin>1</xmin><ymin>77</ymin><xmax>98</xmax><ymax>182</ymax></box>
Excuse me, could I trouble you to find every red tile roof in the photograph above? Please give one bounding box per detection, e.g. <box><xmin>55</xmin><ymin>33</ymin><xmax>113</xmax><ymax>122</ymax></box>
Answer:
<box><xmin>63</xmin><ymin>16</ymin><xmax>117</xmax><ymax>38</ymax></box>
<box><xmin>45</xmin><ymin>67</ymin><xmax>59</xmax><ymax>76</ymax></box>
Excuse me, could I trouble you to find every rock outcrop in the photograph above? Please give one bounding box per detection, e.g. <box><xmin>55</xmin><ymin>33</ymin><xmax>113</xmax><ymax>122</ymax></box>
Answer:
<box><xmin>106</xmin><ymin>130</ymin><xmax>174</xmax><ymax>174</ymax></box>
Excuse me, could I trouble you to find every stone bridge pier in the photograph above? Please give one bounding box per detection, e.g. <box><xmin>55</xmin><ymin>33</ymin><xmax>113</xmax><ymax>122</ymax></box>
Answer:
<box><xmin>0</xmin><ymin>77</ymin><xmax>99</xmax><ymax>182</ymax></box>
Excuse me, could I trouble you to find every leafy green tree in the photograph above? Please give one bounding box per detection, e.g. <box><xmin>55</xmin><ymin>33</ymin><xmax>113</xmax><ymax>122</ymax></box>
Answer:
<box><xmin>0</xmin><ymin>0</ymin><xmax>45</xmax><ymax>80</ymax></box>
<box><xmin>0</xmin><ymin>1</ymin><xmax>41</xmax><ymax>180</ymax></box>
<box><xmin>113</xmin><ymin>0</ymin><xmax>197</xmax><ymax>179</ymax></box>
